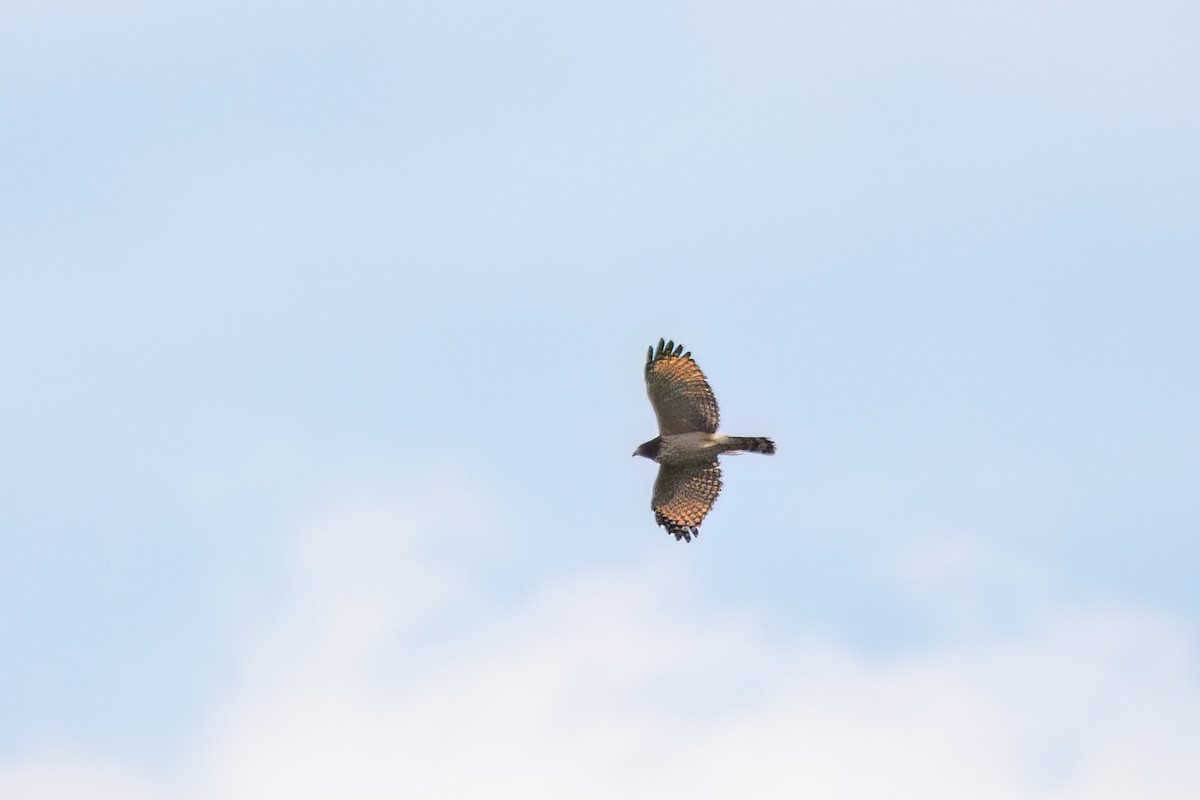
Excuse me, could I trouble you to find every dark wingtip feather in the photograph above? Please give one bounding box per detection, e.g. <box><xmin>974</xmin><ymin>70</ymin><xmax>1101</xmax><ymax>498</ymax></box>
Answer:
<box><xmin>649</xmin><ymin>338</ymin><xmax>693</xmax><ymax>365</ymax></box>
<box><xmin>655</xmin><ymin>511</ymin><xmax>699</xmax><ymax>542</ymax></box>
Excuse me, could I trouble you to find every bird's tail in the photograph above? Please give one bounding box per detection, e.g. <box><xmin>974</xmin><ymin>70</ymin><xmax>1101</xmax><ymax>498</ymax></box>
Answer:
<box><xmin>721</xmin><ymin>436</ymin><xmax>776</xmax><ymax>455</ymax></box>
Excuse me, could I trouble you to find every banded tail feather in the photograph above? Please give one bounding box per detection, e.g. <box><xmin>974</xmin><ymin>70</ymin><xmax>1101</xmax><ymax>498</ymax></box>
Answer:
<box><xmin>723</xmin><ymin>436</ymin><xmax>776</xmax><ymax>455</ymax></box>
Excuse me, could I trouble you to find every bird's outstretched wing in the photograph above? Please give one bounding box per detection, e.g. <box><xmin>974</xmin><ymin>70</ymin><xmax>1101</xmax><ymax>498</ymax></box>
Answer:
<box><xmin>652</xmin><ymin>461</ymin><xmax>723</xmax><ymax>542</ymax></box>
<box><xmin>644</xmin><ymin>339</ymin><xmax>719</xmax><ymax>435</ymax></box>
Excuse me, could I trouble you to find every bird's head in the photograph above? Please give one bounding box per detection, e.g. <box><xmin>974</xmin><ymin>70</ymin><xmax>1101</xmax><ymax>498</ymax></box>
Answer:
<box><xmin>632</xmin><ymin>437</ymin><xmax>662</xmax><ymax>460</ymax></box>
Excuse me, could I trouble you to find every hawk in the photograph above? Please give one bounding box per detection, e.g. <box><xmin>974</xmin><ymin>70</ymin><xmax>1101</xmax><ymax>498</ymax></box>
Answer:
<box><xmin>633</xmin><ymin>339</ymin><xmax>776</xmax><ymax>542</ymax></box>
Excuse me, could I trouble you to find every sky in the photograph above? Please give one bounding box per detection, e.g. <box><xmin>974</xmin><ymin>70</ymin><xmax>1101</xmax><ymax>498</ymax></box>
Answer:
<box><xmin>2</xmin><ymin>0</ymin><xmax>1199</xmax><ymax>796</ymax></box>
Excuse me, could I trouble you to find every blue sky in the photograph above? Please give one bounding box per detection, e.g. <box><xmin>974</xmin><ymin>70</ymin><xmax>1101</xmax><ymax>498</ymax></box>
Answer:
<box><xmin>3</xmin><ymin>1</ymin><xmax>1199</xmax><ymax>796</ymax></box>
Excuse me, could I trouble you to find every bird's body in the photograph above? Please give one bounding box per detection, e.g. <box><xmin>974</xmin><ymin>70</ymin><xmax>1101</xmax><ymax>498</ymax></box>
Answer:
<box><xmin>635</xmin><ymin>433</ymin><xmax>776</xmax><ymax>465</ymax></box>
<box><xmin>634</xmin><ymin>339</ymin><xmax>775</xmax><ymax>542</ymax></box>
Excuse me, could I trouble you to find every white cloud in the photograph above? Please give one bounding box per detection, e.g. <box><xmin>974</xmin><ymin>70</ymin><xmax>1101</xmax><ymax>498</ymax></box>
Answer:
<box><xmin>3</xmin><ymin>493</ymin><xmax>1198</xmax><ymax>799</ymax></box>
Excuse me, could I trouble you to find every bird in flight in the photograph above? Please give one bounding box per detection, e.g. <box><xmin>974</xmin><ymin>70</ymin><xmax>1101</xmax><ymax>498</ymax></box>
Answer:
<box><xmin>633</xmin><ymin>339</ymin><xmax>775</xmax><ymax>542</ymax></box>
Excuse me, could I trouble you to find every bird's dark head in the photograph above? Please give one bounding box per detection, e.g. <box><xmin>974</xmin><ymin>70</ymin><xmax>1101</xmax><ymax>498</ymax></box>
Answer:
<box><xmin>632</xmin><ymin>437</ymin><xmax>663</xmax><ymax>460</ymax></box>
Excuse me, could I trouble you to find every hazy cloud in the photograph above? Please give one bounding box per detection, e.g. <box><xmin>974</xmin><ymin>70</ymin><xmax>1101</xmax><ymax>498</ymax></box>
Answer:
<box><xmin>4</xmin><ymin>493</ymin><xmax>1197</xmax><ymax>799</ymax></box>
